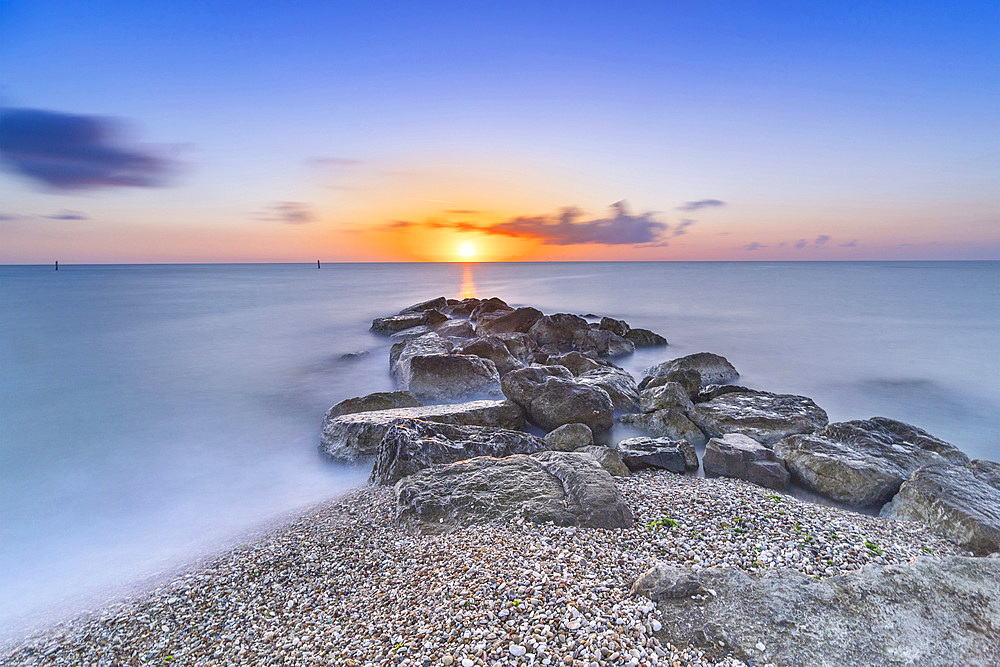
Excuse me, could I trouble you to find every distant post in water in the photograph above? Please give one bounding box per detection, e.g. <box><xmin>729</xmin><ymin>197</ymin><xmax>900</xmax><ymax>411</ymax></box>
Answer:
<box><xmin>55</xmin><ymin>260</ymin><xmax>59</xmax><ymax>271</ymax></box>
<box><xmin>317</xmin><ymin>260</ymin><xmax>321</xmax><ymax>269</ymax></box>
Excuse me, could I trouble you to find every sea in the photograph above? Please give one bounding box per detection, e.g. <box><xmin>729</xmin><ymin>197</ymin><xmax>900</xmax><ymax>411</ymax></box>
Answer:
<box><xmin>1</xmin><ymin>261</ymin><xmax>998</xmax><ymax>639</ymax></box>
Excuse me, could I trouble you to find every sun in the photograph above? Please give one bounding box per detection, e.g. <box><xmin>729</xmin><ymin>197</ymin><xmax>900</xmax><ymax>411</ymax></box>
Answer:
<box><xmin>457</xmin><ymin>242</ymin><xmax>476</xmax><ymax>260</ymax></box>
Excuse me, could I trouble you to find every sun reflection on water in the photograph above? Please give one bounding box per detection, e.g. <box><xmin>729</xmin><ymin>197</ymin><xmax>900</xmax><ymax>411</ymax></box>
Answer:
<box><xmin>460</xmin><ymin>262</ymin><xmax>476</xmax><ymax>299</ymax></box>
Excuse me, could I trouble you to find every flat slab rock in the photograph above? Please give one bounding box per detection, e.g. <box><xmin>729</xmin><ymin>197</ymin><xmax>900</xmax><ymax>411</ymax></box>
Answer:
<box><xmin>325</xmin><ymin>391</ymin><xmax>421</xmax><ymax>419</ymax></box>
<box><xmin>631</xmin><ymin>557</ymin><xmax>1000</xmax><ymax>667</ymax></box>
<box><xmin>883</xmin><ymin>461</ymin><xmax>1000</xmax><ymax>555</ymax></box>
<box><xmin>370</xmin><ymin>420</ymin><xmax>544</xmax><ymax>485</ymax></box>
<box><xmin>688</xmin><ymin>388</ymin><xmax>828</xmax><ymax>446</ymax></box>
<box><xmin>394</xmin><ymin>451</ymin><xmax>634</xmax><ymax>533</ymax></box>
<box><xmin>319</xmin><ymin>399</ymin><xmax>524</xmax><ymax>461</ymax></box>
<box><xmin>773</xmin><ymin>417</ymin><xmax>970</xmax><ymax>508</ymax></box>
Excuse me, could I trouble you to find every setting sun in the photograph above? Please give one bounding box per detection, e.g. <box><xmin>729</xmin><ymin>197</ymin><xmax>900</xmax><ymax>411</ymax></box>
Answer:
<box><xmin>457</xmin><ymin>242</ymin><xmax>476</xmax><ymax>260</ymax></box>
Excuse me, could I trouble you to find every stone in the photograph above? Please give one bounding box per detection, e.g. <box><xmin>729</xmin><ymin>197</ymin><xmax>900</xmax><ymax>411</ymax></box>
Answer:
<box><xmin>371</xmin><ymin>308</ymin><xmax>448</xmax><ymax>334</ymax></box>
<box><xmin>469</xmin><ymin>297</ymin><xmax>511</xmax><ymax>322</ymax></box>
<box><xmin>688</xmin><ymin>388</ymin><xmax>828</xmax><ymax>446</ymax></box>
<box><xmin>492</xmin><ymin>332</ymin><xmax>540</xmax><ymax>364</ymax></box>
<box><xmin>546</xmin><ymin>350</ymin><xmax>607</xmax><ymax>376</ymax></box>
<box><xmin>390</xmin><ymin>333</ymin><xmax>454</xmax><ymax>386</ymax></box>
<box><xmin>370</xmin><ymin>420</ymin><xmax>545</xmax><ymax>485</ymax></box>
<box><xmin>703</xmin><ymin>433</ymin><xmax>789</xmax><ymax>490</ymax></box>
<box><xmin>773</xmin><ymin>417</ymin><xmax>969</xmax><ymax>508</ymax></box>
<box><xmin>397</xmin><ymin>296</ymin><xmax>449</xmax><ymax>314</ymax></box>
<box><xmin>616</xmin><ymin>437</ymin><xmax>698</xmax><ymax>473</ymax></box>
<box><xmin>475</xmin><ymin>307</ymin><xmax>544</xmax><ymax>335</ymax></box>
<box><xmin>576</xmin><ymin>367</ymin><xmax>640</xmax><ymax>412</ymax></box>
<box><xmin>445</xmin><ymin>298</ymin><xmax>480</xmax><ymax>317</ymax></box>
<box><xmin>578</xmin><ymin>445</ymin><xmax>630</xmax><ymax>477</ymax></box>
<box><xmin>639</xmin><ymin>382</ymin><xmax>693</xmax><ymax>413</ymax></box>
<box><xmin>394</xmin><ymin>451</ymin><xmax>633</xmax><ymax>533</ymax></box>
<box><xmin>406</xmin><ymin>354</ymin><xmax>502</xmax><ymax>402</ymax></box>
<box><xmin>572</xmin><ymin>329</ymin><xmax>635</xmax><ymax>358</ymax></box>
<box><xmin>617</xmin><ymin>410</ymin><xmax>707</xmax><ymax>448</ymax></box>
<box><xmin>665</xmin><ymin>369</ymin><xmax>702</xmax><ymax>398</ymax></box>
<box><xmin>528</xmin><ymin>313</ymin><xmax>590</xmax><ymax>350</ymax></box>
<box><xmin>455</xmin><ymin>335</ymin><xmax>524</xmax><ymax>376</ymax></box>
<box><xmin>597</xmin><ymin>316</ymin><xmax>630</xmax><ymax>337</ymax></box>
<box><xmin>544</xmin><ymin>423</ymin><xmax>594</xmax><ymax>451</ymax></box>
<box><xmin>969</xmin><ymin>459</ymin><xmax>1000</xmax><ymax>491</ymax></box>
<box><xmin>643</xmin><ymin>352</ymin><xmax>739</xmax><ymax>386</ymax></box>
<box><xmin>501</xmin><ymin>366</ymin><xmax>615</xmax><ymax>433</ymax></box>
<box><xmin>882</xmin><ymin>462</ymin><xmax>1000</xmax><ymax>555</ymax></box>
<box><xmin>625</xmin><ymin>328</ymin><xmax>668</xmax><ymax>347</ymax></box>
<box><xmin>389</xmin><ymin>319</ymin><xmax>477</xmax><ymax>342</ymax></box>
<box><xmin>631</xmin><ymin>557</ymin><xmax>1000</xmax><ymax>667</ymax></box>
<box><xmin>695</xmin><ymin>384</ymin><xmax>753</xmax><ymax>402</ymax></box>
<box><xmin>325</xmin><ymin>391</ymin><xmax>421</xmax><ymax>419</ymax></box>
<box><xmin>319</xmin><ymin>400</ymin><xmax>524</xmax><ymax>461</ymax></box>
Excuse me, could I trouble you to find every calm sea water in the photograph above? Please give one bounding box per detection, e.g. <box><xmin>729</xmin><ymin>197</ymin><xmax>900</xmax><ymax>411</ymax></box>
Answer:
<box><xmin>1</xmin><ymin>261</ymin><xmax>998</xmax><ymax>638</ymax></box>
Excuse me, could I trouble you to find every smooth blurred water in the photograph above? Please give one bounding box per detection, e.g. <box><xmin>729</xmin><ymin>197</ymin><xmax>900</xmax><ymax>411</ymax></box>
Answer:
<box><xmin>1</xmin><ymin>261</ymin><xmax>998</xmax><ymax>638</ymax></box>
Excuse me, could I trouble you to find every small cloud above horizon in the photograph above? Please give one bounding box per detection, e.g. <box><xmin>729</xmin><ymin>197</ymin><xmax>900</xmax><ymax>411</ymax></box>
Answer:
<box><xmin>677</xmin><ymin>199</ymin><xmax>726</xmax><ymax>212</ymax></box>
<box><xmin>255</xmin><ymin>201</ymin><xmax>315</xmax><ymax>224</ymax></box>
<box><xmin>0</xmin><ymin>108</ymin><xmax>176</xmax><ymax>190</ymax></box>
<box><xmin>743</xmin><ymin>241</ymin><xmax>767</xmax><ymax>251</ymax></box>
<box><xmin>43</xmin><ymin>209</ymin><xmax>88</xmax><ymax>220</ymax></box>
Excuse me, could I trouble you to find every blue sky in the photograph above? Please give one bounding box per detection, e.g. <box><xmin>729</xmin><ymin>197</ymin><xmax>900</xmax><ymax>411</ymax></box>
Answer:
<box><xmin>1</xmin><ymin>1</ymin><xmax>997</xmax><ymax>262</ymax></box>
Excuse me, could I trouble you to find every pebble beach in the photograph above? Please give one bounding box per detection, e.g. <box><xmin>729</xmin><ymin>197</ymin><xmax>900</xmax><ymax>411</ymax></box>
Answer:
<box><xmin>1</xmin><ymin>471</ymin><xmax>962</xmax><ymax>667</ymax></box>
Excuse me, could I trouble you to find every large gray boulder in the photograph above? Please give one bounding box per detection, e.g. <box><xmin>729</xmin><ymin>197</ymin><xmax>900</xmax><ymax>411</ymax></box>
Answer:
<box><xmin>543</xmin><ymin>422</ymin><xmax>594</xmax><ymax>451</ymax></box>
<box><xmin>501</xmin><ymin>365</ymin><xmax>615</xmax><ymax>433</ymax></box>
<box><xmin>475</xmin><ymin>306</ymin><xmax>543</xmax><ymax>335</ymax></box>
<box><xmin>773</xmin><ymin>417</ymin><xmax>970</xmax><ymax>508</ymax></box>
<box><xmin>641</xmin><ymin>369</ymin><xmax>702</xmax><ymax>399</ymax></box>
<box><xmin>371</xmin><ymin>308</ymin><xmax>448</xmax><ymax>334</ymax></box>
<box><xmin>703</xmin><ymin>433</ymin><xmax>789</xmax><ymax>490</ymax></box>
<box><xmin>643</xmin><ymin>352</ymin><xmax>739</xmax><ymax>386</ymax></box>
<box><xmin>639</xmin><ymin>382</ymin><xmax>693</xmax><ymax>414</ymax></box>
<box><xmin>528</xmin><ymin>313</ymin><xmax>590</xmax><ymax>350</ymax></box>
<box><xmin>882</xmin><ymin>462</ymin><xmax>1000</xmax><ymax>555</ymax></box>
<box><xmin>576</xmin><ymin>367</ymin><xmax>640</xmax><ymax>412</ymax></box>
<box><xmin>394</xmin><ymin>451</ymin><xmax>633</xmax><ymax>533</ymax></box>
<box><xmin>545</xmin><ymin>350</ymin><xmax>607</xmax><ymax>376</ymax></box>
<box><xmin>598</xmin><ymin>316</ymin><xmax>629</xmax><ymax>337</ymax></box>
<box><xmin>325</xmin><ymin>391</ymin><xmax>421</xmax><ymax>419</ymax></box>
<box><xmin>406</xmin><ymin>354</ymin><xmax>502</xmax><ymax>402</ymax></box>
<box><xmin>969</xmin><ymin>459</ymin><xmax>1000</xmax><ymax>490</ymax></box>
<box><xmin>469</xmin><ymin>297</ymin><xmax>511</xmax><ymax>322</ymax></box>
<box><xmin>397</xmin><ymin>296</ymin><xmax>449</xmax><ymax>314</ymax></box>
<box><xmin>617</xmin><ymin>410</ymin><xmax>707</xmax><ymax>448</ymax></box>
<box><xmin>319</xmin><ymin>400</ymin><xmax>524</xmax><ymax>461</ymax></box>
<box><xmin>390</xmin><ymin>333</ymin><xmax>454</xmax><ymax>386</ymax></box>
<box><xmin>616</xmin><ymin>437</ymin><xmax>698</xmax><ymax>473</ymax></box>
<box><xmin>688</xmin><ymin>388</ymin><xmax>828</xmax><ymax>446</ymax></box>
<box><xmin>455</xmin><ymin>335</ymin><xmax>524</xmax><ymax>376</ymax></box>
<box><xmin>631</xmin><ymin>557</ymin><xmax>1000</xmax><ymax>667</ymax></box>
<box><xmin>625</xmin><ymin>328</ymin><xmax>668</xmax><ymax>347</ymax></box>
<box><xmin>370</xmin><ymin>420</ymin><xmax>545</xmax><ymax>485</ymax></box>
<box><xmin>572</xmin><ymin>329</ymin><xmax>635</xmax><ymax>358</ymax></box>
<box><xmin>578</xmin><ymin>445</ymin><xmax>630</xmax><ymax>477</ymax></box>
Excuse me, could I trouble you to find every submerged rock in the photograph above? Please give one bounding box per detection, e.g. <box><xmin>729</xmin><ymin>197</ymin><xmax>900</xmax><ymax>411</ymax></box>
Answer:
<box><xmin>643</xmin><ymin>352</ymin><xmax>739</xmax><ymax>386</ymax></box>
<box><xmin>773</xmin><ymin>417</ymin><xmax>969</xmax><ymax>508</ymax></box>
<box><xmin>688</xmin><ymin>388</ymin><xmax>828</xmax><ymax>446</ymax></box>
<box><xmin>882</xmin><ymin>462</ymin><xmax>1000</xmax><ymax>555</ymax></box>
<box><xmin>631</xmin><ymin>557</ymin><xmax>1000</xmax><ymax>667</ymax></box>
<box><xmin>616</xmin><ymin>437</ymin><xmax>698</xmax><ymax>473</ymax></box>
<box><xmin>394</xmin><ymin>451</ymin><xmax>633</xmax><ymax>533</ymax></box>
<box><xmin>703</xmin><ymin>433</ymin><xmax>789</xmax><ymax>490</ymax></box>
<box><xmin>501</xmin><ymin>365</ymin><xmax>615</xmax><ymax>433</ymax></box>
<box><xmin>325</xmin><ymin>391</ymin><xmax>421</xmax><ymax>419</ymax></box>
<box><xmin>370</xmin><ymin>420</ymin><xmax>544</xmax><ymax>485</ymax></box>
<box><xmin>319</xmin><ymin>400</ymin><xmax>524</xmax><ymax>461</ymax></box>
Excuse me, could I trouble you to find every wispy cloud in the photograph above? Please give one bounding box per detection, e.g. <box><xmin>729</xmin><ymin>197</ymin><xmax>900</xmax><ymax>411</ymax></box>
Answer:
<box><xmin>743</xmin><ymin>242</ymin><xmax>767</xmax><ymax>251</ymax></box>
<box><xmin>839</xmin><ymin>239</ymin><xmax>859</xmax><ymax>247</ymax></box>
<box><xmin>815</xmin><ymin>234</ymin><xmax>831</xmax><ymax>246</ymax></box>
<box><xmin>445</xmin><ymin>209</ymin><xmax>480</xmax><ymax>215</ymax></box>
<box><xmin>255</xmin><ymin>201</ymin><xmax>314</xmax><ymax>224</ymax></box>
<box><xmin>677</xmin><ymin>199</ymin><xmax>725</xmax><ymax>212</ymax></box>
<box><xmin>672</xmin><ymin>219</ymin><xmax>695</xmax><ymax>237</ymax></box>
<box><xmin>0</xmin><ymin>108</ymin><xmax>176</xmax><ymax>190</ymax></box>
<box><xmin>43</xmin><ymin>209</ymin><xmax>88</xmax><ymax>220</ymax></box>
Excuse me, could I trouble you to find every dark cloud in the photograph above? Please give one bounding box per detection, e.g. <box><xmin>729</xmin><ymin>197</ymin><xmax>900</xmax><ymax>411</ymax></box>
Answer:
<box><xmin>794</xmin><ymin>239</ymin><xmax>807</xmax><ymax>249</ymax></box>
<box><xmin>0</xmin><ymin>213</ymin><xmax>21</xmax><ymax>221</ymax></box>
<box><xmin>672</xmin><ymin>219</ymin><xmax>695</xmax><ymax>237</ymax></box>
<box><xmin>677</xmin><ymin>199</ymin><xmax>725</xmax><ymax>212</ymax></box>
<box><xmin>309</xmin><ymin>157</ymin><xmax>363</xmax><ymax>168</ymax></box>
<box><xmin>256</xmin><ymin>201</ymin><xmax>314</xmax><ymax>224</ymax></box>
<box><xmin>815</xmin><ymin>234</ymin><xmax>831</xmax><ymax>246</ymax></box>
<box><xmin>0</xmin><ymin>108</ymin><xmax>176</xmax><ymax>190</ymax></box>
<box><xmin>840</xmin><ymin>239</ymin><xmax>859</xmax><ymax>247</ymax></box>
<box><xmin>743</xmin><ymin>242</ymin><xmax>767</xmax><ymax>251</ymax></box>
<box><xmin>43</xmin><ymin>209</ymin><xmax>88</xmax><ymax>220</ymax></box>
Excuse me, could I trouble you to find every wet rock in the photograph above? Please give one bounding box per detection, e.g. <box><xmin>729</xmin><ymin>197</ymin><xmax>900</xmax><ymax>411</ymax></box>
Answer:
<box><xmin>398</xmin><ymin>296</ymin><xmax>449</xmax><ymax>314</ymax></box>
<box><xmin>695</xmin><ymin>384</ymin><xmax>754</xmax><ymax>402</ymax></box>
<box><xmin>631</xmin><ymin>557</ymin><xmax>1000</xmax><ymax>667</ymax></box>
<box><xmin>370</xmin><ymin>420</ymin><xmax>545</xmax><ymax>485</ymax></box>
<box><xmin>969</xmin><ymin>459</ymin><xmax>1000</xmax><ymax>491</ymax></box>
<box><xmin>625</xmin><ymin>328</ymin><xmax>668</xmax><ymax>347</ymax></box>
<box><xmin>501</xmin><ymin>365</ymin><xmax>615</xmax><ymax>433</ymax></box>
<box><xmin>319</xmin><ymin>400</ymin><xmax>524</xmax><ymax>461</ymax></box>
<box><xmin>371</xmin><ymin>308</ymin><xmax>449</xmax><ymax>335</ymax></box>
<box><xmin>406</xmin><ymin>354</ymin><xmax>502</xmax><ymax>402</ymax></box>
<box><xmin>578</xmin><ymin>445</ymin><xmax>630</xmax><ymax>477</ymax></box>
<box><xmin>395</xmin><ymin>451</ymin><xmax>633</xmax><ymax>533</ymax></box>
<box><xmin>882</xmin><ymin>462</ymin><xmax>1000</xmax><ymax>555</ymax></box>
<box><xmin>617</xmin><ymin>437</ymin><xmax>698</xmax><ymax>473</ymax></box>
<box><xmin>390</xmin><ymin>333</ymin><xmax>454</xmax><ymax>387</ymax></box>
<box><xmin>703</xmin><ymin>433</ymin><xmax>789</xmax><ymax>490</ymax></box>
<box><xmin>688</xmin><ymin>388</ymin><xmax>828</xmax><ymax>446</ymax></box>
<box><xmin>598</xmin><ymin>316</ymin><xmax>630</xmax><ymax>337</ymax></box>
<box><xmin>325</xmin><ymin>391</ymin><xmax>421</xmax><ymax>419</ymax></box>
<box><xmin>456</xmin><ymin>335</ymin><xmax>524</xmax><ymax>376</ymax></box>
<box><xmin>543</xmin><ymin>423</ymin><xmax>594</xmax><ymax>451</ymax></box>
<box><xmin>641</xmin><ymin>369</ymin><xmax>702</xmax><ymax>398</ymax></box>
<box><xmin>389</xmin><ymin>319</ymin><xmax>477</xmax><ymax>342</ymax></box>
<box><xmin>572</xmin><ymin>329</ymin><xmax>635</xmax><ymax>358</ymax></box>
<box><xmin>618</xmin><ymin>410</ymin><xmax>708</xmax><ymax>448</ymax></box>
<box><xmin>492</xmin><ymin>332</ymin><xmax>540</xmax><ymax>364</ymax></box>
<box><xmin>639</xmin><ymin>382</ymin><xmax>694</xmax><ymax>413</ymax></box>
<box><xmin>475</xmin><ymin>307</ymin><xmax>544</xmax><ymax>335</ymax></box>
<box><xmin>644</xmin><ymin>352</ymin><xmax>739</xmax><ymax>386</ymax></box>
<box><xmin>528</xmin><ymin>313</ymin><xmax>590</xmax><ymax>350</ymax></box>
<box><xmin>546</xmin><ymin>350</ymin><xmax>607</xmax><ymax>376</ymax></box>
<box><xmin>469</xmin><ymin>297</ymin><xmax>511</xmax><ymax>322</ymax></box>
<box><xmin>576</xmin><ymin>367</ymin><xmax>640</xmax><ymax>412</ymax></box>
<box><xmin>774</xmin><ymin>417</ymin><xmax>969</xmax><ymax>508</ymax></box>
<box><xmin>445</xmin><ymin>298</ymin><xmax>480</xmax><ymax>318</ymax></box>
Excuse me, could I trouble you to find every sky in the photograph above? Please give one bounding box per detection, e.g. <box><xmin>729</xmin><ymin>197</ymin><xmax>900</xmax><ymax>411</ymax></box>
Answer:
<box><xmin>0</xmin><ymin>1</ymin><xmax>998</xmax><ymax>263</ymax></box>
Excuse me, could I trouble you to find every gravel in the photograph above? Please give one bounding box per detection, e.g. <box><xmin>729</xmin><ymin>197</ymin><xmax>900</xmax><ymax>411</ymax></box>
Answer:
<box><xmin>1</xmin><ymin>471</ymin><xmax>963</xmax><ymax>667</ymax></box>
